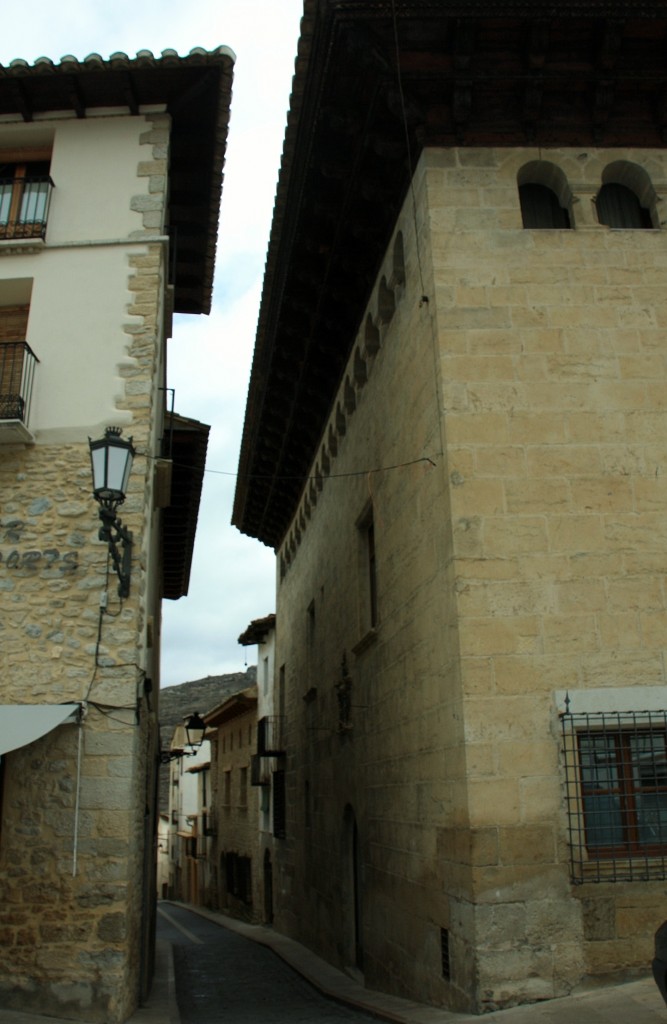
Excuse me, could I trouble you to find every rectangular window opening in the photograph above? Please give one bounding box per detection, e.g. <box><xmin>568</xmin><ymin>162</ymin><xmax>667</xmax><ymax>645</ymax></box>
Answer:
<box><xmin>0</xmin><ymin>159</ymin><xmax>53</xmax><ymax>240</ymax></box>
<box><xmin>356</xmin><ymin>502</ymin><xmax>378</xmax><ymax>639</ymax></box>
<box><xmin>273</xmin><ymin>769</ymin><xmax>286</xmax><ymax>839</ymax></box>
<box><xmin>562</xmin><ymin>709</ymin><xmax>667</xmax><ymax>883</ymax></box>
<box><xmin>0</xmin><ymin>300</ymin><xmax>38</xmax><ymax>427</ymax></box>
<box><xmin>367</xmin><ymin>517</ymin><xmax>378</xmax><ymax>628</ymax></box>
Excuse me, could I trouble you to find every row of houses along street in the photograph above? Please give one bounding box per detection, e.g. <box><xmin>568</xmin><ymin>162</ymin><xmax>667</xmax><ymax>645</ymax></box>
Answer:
<box><xmin>3</xmin><ymin>1</ymin><xmax>667</xmax><ymax>1021</ymax></box>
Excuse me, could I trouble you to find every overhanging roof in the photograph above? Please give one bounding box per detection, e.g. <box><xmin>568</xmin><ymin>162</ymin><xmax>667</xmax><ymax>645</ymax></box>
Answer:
<box><xmin>204</xmin><ymin>686</ymin><xmax>258</xmax><ymax>728</ymax></box>
<box><xmin>238</xmin><ymin>614</ymin><xmax>276</xmax><ymax>646</ymax></box>
<box><xmin>232</xmin><ymin>0</ymin><xmax>667</xmax><ymax>549</ymax></box>
<box><xmin>161</xmin><ymin>413</ymin><xmax>210</xmax><ymax>600</ymax></box>
<box><xmin>0</xmin><ymin>46</ymin><xmax>235</xmax><ymax>314</ymax></box>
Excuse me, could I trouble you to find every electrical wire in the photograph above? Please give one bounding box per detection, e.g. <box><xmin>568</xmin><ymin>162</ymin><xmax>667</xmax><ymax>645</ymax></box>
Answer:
<box><xmin>133</xmin><ymin>450</ymin><xmax>440</xmax><ymax>482</ymax></box>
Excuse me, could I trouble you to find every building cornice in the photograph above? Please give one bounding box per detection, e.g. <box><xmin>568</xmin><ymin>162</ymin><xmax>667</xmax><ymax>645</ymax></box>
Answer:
<box><xmin>233</xmin><ymin>0</ymin><xmax>667</xmax><ymax>548</ymax></box>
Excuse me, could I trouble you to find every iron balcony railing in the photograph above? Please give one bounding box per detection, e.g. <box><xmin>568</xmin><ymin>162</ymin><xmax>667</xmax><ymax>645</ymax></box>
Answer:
<box><xmin>257</xmin><ymin>716</ymin><xmax>285</xmax><ymax>757</ymax></box>
<box><xmin>250</xmin><ymin>753</ymin><xmax>270</xmax><ymax>786</ymax></box>
<box><xmin>0</xmin><ymin>341</ymin><xmax>39</xmax><ymax>424</ymax></box>
<box><xmin>0</xmin><ymin>175</ymin><xmax>54</xmax><ymax>240</ymax></box>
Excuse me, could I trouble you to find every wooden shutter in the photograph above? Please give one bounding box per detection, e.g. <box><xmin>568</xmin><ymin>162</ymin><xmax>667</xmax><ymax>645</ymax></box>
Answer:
<box><xmin>0</xmin><ymin>304</ymin><xmax>28</xmax><ymax>340</ymax></box>
<box><xmin>0</xmin><ymin>305</ymin><xmax>29</xmax><ymax>410</ymax></box>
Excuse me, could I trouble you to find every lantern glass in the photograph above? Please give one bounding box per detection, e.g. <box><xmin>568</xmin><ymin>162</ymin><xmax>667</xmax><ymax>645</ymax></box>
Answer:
<box><xmin>184</xmin><ymin>712</ymin><xmax>206</xmax><ymax>749</ymax></box>
<box><xmin>89</xmin><ymin>429</ymin><xmax>135</xmax><ymax>505</ymax></box>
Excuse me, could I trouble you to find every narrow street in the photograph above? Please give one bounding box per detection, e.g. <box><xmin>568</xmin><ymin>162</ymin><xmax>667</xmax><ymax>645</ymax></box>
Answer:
<box><xmin>157</xmin><ymin>903</ymin><xmax>378</xmax><ymax>1024</ymax></box>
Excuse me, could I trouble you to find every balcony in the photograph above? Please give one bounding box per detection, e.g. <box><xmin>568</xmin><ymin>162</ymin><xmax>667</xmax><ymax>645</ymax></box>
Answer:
<box><xmin>0</xmin><ymin>175</ymin><xmax>54</xmax><ymax>241</ymax></box>
<box><xmin>0</xmin><ymin>341</ymin><xmax>39</xmax><ymax>443</ymax></box>
<box><xmin>202</xmin><ymin>810</ymin><xmax>217</xmax><ymax>837</ymax></box>
<box><xmin>250</xmin><ymin>754</ymin><xmax>269</xmax><ymax>786</ymax></box>
<box><xmin>257</xmin><ymin>716</ymin><xmax>285</xmax><ymax>757</ymax></box>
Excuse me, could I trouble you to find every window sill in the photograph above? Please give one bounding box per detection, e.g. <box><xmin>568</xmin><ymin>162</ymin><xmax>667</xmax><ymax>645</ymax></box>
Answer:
<box><xmin>0</xmin><ymin>420</ymin><xmax>35</xmax><ymax>445</ymax></box>
<box><xmin>0</xmin><ymin>237</ymin><xmax>45</xmax><ymax>256</ymax></box>
<box><xmin>352</xmin><ymin>627</ymin><xmax>378</xmax><ymax>656</ymax></box>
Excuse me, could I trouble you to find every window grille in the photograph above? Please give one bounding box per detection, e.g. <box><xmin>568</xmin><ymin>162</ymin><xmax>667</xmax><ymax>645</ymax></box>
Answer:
<box><xmin>257</xmin><ymin>716</ymin><xmax>285</xmax><ymax>756</ymax></box>
<box><xmin>561</xmin><ymin>709</ymin><xmax>667</xmax><ymax>883</ymax></box>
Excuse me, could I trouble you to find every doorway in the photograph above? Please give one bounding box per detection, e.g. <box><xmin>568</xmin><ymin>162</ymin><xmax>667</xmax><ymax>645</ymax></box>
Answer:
<box><xmin>343</xmin><ymin>804</ymin><xmax>363</xmax><ymax>971</ymax></box>
<box><xmin>263</xmin><ymin>848</ymin><xmax>274</xmax><ymax>925</ymax></box>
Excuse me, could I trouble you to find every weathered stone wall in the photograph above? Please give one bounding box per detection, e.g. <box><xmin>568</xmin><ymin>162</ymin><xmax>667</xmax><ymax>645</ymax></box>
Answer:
<box><xmin>0</xmin><ymin>111</ymin><xmax>169</xmax><ymax>1022</ymax></box>
<box><xmin>273</xmin><ymin>163</ymin><xmax>463</xmax><ymax>1008</ymax></box>
<box><xmin>272</xmin><ymin>144</ymin><xmax>667</xmax><ymax>1013</ymax></box>
<box><xmin>0</xmin><ymin>440</ymin><xmax>154</xmax><ymax>1020</ymax></box>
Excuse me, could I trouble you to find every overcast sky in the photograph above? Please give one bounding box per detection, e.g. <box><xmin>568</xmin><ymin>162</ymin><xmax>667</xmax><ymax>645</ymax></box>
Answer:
<box><xmin>0</xmin><ymin>0</ymin><xmax>304</xmax><ymax>685</ymax></box>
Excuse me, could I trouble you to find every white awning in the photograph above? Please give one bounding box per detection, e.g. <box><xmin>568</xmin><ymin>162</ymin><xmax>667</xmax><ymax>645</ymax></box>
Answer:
<box><xmin>0</xmin><ymin>704</ymin><xmax>80</xmax><ymax>756</ymax></box>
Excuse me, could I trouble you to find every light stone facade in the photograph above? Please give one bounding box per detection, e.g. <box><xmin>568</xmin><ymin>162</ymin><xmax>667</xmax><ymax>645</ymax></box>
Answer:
<box><xmin>270</xmin><ymin>146</ymin><xmax>667</xmax><ymax>1013</ymax></box>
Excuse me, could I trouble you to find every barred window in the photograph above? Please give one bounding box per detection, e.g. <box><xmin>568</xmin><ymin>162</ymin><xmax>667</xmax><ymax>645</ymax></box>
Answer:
<box><xmin>562</xmin><ymin>710</ymin><xmax>667</xmax><ymax>883</ymax></box>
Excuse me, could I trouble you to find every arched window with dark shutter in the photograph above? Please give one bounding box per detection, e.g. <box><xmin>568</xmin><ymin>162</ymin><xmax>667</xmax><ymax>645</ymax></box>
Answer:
<box><xmin>597</xmin><ymin>162</ymin><xmax>657</xmax><ymax>230</ymax></box>
<box><xmin>519</xmin><ymin>183</ymin><xmax>571</xmax><ymax>228</ymax></box>
<box><xmin>517</xmin><ymin>161</ymin><xmax>572</xmax><ymax>229</ymax></box>
<box><xmin>597</xmin><ymin>182</ymin><xmax>652</xmax><ymax>229</ymax></box>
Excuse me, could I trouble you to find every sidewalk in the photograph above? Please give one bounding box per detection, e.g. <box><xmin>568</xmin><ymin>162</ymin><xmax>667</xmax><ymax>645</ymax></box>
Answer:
<box><xmin>0</xmin><ymin>903</ymin><xmax>665</xmax><ymax>1024</ymax></box>
<box><xmin>182</xmin><ymin>904</ymin><xmax>666</xmax><ymax>1024</ymax></box>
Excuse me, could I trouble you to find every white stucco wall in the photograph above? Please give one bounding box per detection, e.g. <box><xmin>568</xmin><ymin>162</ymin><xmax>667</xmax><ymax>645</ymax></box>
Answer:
<box><xmin>0</xmin><ymin>111</ymin><xmax>165</xmax><ymax>441</ymax></box>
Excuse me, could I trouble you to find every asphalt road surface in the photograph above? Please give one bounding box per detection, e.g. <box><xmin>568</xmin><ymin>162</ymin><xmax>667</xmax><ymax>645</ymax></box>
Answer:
<box><xmin>157</xmin><ymin>902</ymin><xmax>378</xmax><ymax>1024</ymax></box>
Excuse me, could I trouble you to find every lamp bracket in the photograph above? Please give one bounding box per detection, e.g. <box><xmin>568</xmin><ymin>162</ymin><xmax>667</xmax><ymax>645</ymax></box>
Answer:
<box><xmin>159</xmin><ymin>748</ymin><xmax>196</xmax><ymax>765</ymax></box>
<box><xmin>98</xmin><ymin>505</ymin><xmax>132</xmax><ymax>598</ymax></box>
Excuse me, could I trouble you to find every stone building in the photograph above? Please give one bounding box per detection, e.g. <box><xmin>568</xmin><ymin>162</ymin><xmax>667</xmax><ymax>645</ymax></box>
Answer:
<box><xmin>204</xmin><ymin>685</ymin><xmax>261</xmax><ymax>921</ymax></box>
<box><xmin>0</xmin><ymin>48</ymin><xmax>232</xmax><ymax>1022</ymax></box>
<box><xmin>238</xmin><ymin>614</ymin><xmax>278</xmax><ymax>924</ymax></box>
<box><xmin>233</xmin><ymin>1</ymin><xmax>667</xmax><ymax>1015</ymax></box>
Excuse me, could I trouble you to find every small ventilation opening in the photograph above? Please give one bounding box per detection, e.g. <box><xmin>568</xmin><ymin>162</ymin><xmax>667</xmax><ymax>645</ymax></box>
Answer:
<box><xmin>441</xmin><ymin>927</ymin><xmax>451</xmax><ymax>980</ymax></box>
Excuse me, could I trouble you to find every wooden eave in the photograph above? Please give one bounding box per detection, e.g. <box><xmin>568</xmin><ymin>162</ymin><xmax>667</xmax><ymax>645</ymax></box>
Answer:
<box><xmin>161</xmin><ymin>413</ymin><xmax>210</xmax><ymax>601</ymax></box>
<box><xmin>238</xmin><ymin>613</ymin><xmax>276</xmax><ymax>646</ymax></box>
<box><xmin>232</xmin><ymin>0</ymin><xmax>667</xmax><ymax>549</ymax></box>
<box><xmin>0</xmin><ymin>47</ymin><xmax>234</xmax><ymax>314</ymax></box>
<box><xmin>204</xmin><ymin>686</ymin><xmax>259</xmax><ymax>727</ymax></box>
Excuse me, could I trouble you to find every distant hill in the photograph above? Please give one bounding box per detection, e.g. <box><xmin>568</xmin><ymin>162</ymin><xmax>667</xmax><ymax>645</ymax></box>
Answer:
<box><xmin>157</xmin><ymin>667</ymin><xmax>257</xmax><ymax>812</ymax></box>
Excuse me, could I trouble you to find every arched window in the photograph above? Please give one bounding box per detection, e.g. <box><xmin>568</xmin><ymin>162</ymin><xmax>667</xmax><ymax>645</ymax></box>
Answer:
<box><xmin>517</xmin><ymin>161</ymin><xmax>572</xmax><ymax>229</ymax></box>
<box><xmin>596</xmin><ymin>182</ymin><xmax>652</xmax><ymax>229</ymax></box>
<box><xmin>519</xmin><ymin>183</ymin><xmax>571</xmax><ymax>229</ymax></box>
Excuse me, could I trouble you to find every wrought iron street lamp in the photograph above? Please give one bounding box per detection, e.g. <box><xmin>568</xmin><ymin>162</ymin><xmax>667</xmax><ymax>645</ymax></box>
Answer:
<box><xmin>88</xmin><ymin>426</ymin><xmax>135</xmax><ymax>598</ymax></box>
<box><xmin>159</xmin><ymin>712</ymin><xmax>208</xmax><ymax>764</ymax></box>
<box><xmin>184</xmin><ymin>712</ymin><xmax>206</xmax><ymax>750</ymax></box>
